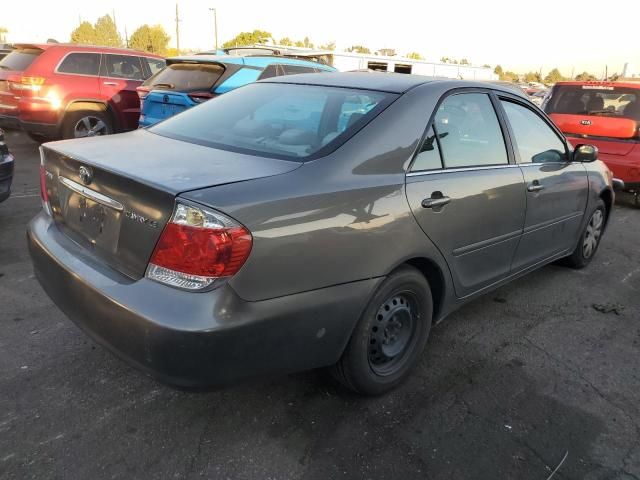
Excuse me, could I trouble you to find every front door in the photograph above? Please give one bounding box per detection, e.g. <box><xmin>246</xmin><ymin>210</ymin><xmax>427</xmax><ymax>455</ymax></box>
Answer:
<box><xmin>406</xmin><ymin>92</ymin><xmax>526</xmax><ymax>298</ymax></box>
<box><xmin>100</xmin><ymin>54</ymin><xmax>146</xmax><ymax>131</ymax></box>
<box><xmin>498</xmin><ymin>99</ymin><xmax>588</xmax><ymax>270</ymax></box>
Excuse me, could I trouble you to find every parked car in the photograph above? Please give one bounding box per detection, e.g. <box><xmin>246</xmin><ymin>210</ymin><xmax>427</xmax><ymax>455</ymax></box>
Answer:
<box><xmin>137</xmin><ymin>55</ymin><xmax>335</xmax><ymax>127</ymax></box>
<box><xmin>544</xmin><ymin>81</ymin><xmax>640</xmax><ymax>205</ymax></box>
<box><xmin>29</xmin><ymin>73</ymin><xmax>615</xmax><ymax>395</ymax></box>
<box><xmin>0</xmin><ymin>43</ymin><xmax>164</xmax><ymax>142</ymax></box>
<box><xmin>0</xmin><ymin>128</ymin><xmax>13</xmax><ymax>202</ymax></box>
<box><xmin>529</xmin><ymin>89</ymin><xmax>548</xmax><ymax>106</ymax></box>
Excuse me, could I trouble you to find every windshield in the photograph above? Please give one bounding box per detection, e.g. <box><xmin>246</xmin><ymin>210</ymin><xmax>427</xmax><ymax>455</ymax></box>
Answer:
<box><xmin>150</xmin><ymin>83</ymin><xmax>396</xmax><ymax>161</ymax></box>
<box><xmin>0</xmin><ymin>48</ymin><xmax>42</xmax><ymax>71</ymax></box>
<box><xmin>545</xmin><ymin>85</ymin><xmax>640</xmax><ymax>121</ymax></box>
<box><xmin>143</xmin><ymin>62</ymin><xmax>224</xmax><ymax>92</ymax></box>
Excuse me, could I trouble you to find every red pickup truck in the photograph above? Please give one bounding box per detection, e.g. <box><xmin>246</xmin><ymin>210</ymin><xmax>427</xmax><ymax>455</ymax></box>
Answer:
<box><xmin>544</xmin><ymin>81</ymin><xmax>640</xmax><ymax>205</ymax></box>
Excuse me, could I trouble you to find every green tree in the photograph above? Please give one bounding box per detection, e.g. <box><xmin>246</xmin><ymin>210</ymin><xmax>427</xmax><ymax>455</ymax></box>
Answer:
<box><xmin>460</xmin><ymin>58</ymin><xmax>470</xmax><ymax>65</ymax></box>
<box><xmin>279</xmin><ymin>37</ymin><xmax>293</xmax><ymax>46</ymax></box>
<box><xmin>494</xmin><ymin>65</ymin><xmax>504</xmax><ymax>77</ymax></box>
<box><xmin>544</xmin><ymin>68</ymin><xmax>565</xmax><ymax>84</ymax></box>
<box><xmin>319</xmin><ymin>41</ymin><xmax>336</xmax><ymax>51</ymax></box>
<box><xmin>523</xmin><ymin>71</ymin><xmax>542</xmax><ymax>83</ymax></box>
<box><xmin>222</xmin><ymin>29</ymin><xmax>272</xmax><ymax>48</ymax></box>
<box><xmin>483</xmin><ymin>64</ymin><xmax>491</xmax><ymax>68</ymax></box>
<box><xmin>70</xmin><ymin>21</ymin><xmax>97</xmax><ymax>45</ymax></box>
<box><xmin>575</xmin><ymin>71</ymin><xmax>597</xmax><ymax>81</ymax></box>
<box><xmin>129</xmin><ymin>24</ymin><xmax>170</xmax><ymax>55</ymax></box>
<box><xmin>346</xmin><ymin>45</ymin><xmax>370</xmax><ymax>54</ymax></box>
<box><xmin>440</xmin><ymin>56</ymin><xmax>450</xmax><ymax>63</ymax></box>
<box><xmin>94</xmin><ymin>15</ymin><xmax>122</xmax><ymax>47</ymax></box>
<box><xmin>504</xmin><ymin>71</ymin><xmax>519</xmax><ymax>82</ymax></box>
<box><xmin>407</xmin><ymin>52</ymin><xmax>423</xmax><ymax>60</ymax></box>
<box><xmin>302</xmin><ymin>36</ymin><xmax>313</xmax><ymax>48</ymax></box>
<box><xmin>294</xmin><ymin>40</ymin><xmax>305</xmax><ymax>47</ymax></box>
<box><xmin>0</xmin><ymin>27</ymin><xmax>8</xmax><ymax>43</ymax></box>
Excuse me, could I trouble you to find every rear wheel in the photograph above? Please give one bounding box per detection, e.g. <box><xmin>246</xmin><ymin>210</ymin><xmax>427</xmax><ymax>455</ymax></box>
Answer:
<box><xmin>562</xmin><ymin>199</ymin><xmax>606</xmax><ymax>269</ymax></box>
<box><xmin>331</xmin><ymin>266</ymin><xmax>433</xmax><ymax>395</ymax></box>
<box><xmin>61</xmin><ymin>110</ymin><xmax>113</xmax><ymax>139</ymax></box>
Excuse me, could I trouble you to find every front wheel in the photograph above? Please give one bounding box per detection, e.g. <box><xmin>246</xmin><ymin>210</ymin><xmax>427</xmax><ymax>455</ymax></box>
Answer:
<box><xmin>562</xmin><ymin>199</ymin><xmax>606</xmax><ymax>269</ymax></box>
<box><xmin>331</xmin><ymin>266</ymin><xmax>433</xmax><ymax>395</ymax></box>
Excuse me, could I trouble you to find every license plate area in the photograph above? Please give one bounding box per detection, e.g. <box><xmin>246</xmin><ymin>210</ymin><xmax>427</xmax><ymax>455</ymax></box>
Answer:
<box><xmin>57</xmin><ymin>177</ymin><xmax>123</xmax><ymax>252</ymax></box>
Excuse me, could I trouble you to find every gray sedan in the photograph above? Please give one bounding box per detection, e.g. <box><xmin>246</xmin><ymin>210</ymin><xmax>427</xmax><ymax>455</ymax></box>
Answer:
<box><xmin>28</xmin><ymin>73</ymin><xmax>615</xmax><ymax>395</ymax></box>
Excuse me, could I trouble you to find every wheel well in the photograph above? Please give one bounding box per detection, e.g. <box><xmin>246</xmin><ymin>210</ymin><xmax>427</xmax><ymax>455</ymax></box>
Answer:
<box><xmin>404</xmin><ymin>257</ymin><xmax>445</xmax><ymax>321</ymax></box>
<box><xmin>600</xmin><ymin>188</ymin><xmax>613</xmax><ymax>222</ymax></box>
<box><xmin>64</xmin><ymin>101</ymin><xmax>118</xmax><ymax>130</ymax></box>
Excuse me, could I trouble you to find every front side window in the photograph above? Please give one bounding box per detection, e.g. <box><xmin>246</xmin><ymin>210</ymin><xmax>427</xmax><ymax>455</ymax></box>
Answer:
<box><xmin>411</xmin><ymin>126</ymin><xmax>443</xmax><ymax>171</ymax></box>
<box><xmin>101</xmin><ymin>54</ymin><xmax>144</xmax><ymax>80</ymax></box>
<box><xmin>57</xmin><ymin>53</ymin><xmax>101</xmax><ymax>76</ymax></box>
<box><xmin>150</xmin><ymin>83</ymin><xmax>395</xmax><ymax>160</ymax></box>
<box><xmin>434</xmin><ymin>93</ymin><xmax>508</xmax><ymax>168</ymax></box>
<box><xmin>501</xmin><ymin>100</ymin><xmax>567</xmax><ymax>163</ymax></box>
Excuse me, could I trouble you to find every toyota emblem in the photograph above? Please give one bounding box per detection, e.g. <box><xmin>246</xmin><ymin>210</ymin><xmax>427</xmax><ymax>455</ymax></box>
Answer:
<box><xmin>79</xmin><ymin>166</ymin><xmax>93</xmax><ymax>185</ymax></box>
<box><xmin>163</xmin><ymin>94</ymin><xmax>169</xmax><ymax>103</ymax></box>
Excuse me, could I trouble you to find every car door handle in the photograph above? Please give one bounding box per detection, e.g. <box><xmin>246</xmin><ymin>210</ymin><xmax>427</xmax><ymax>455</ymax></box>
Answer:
<box><xmin>103</xmin><ymin>81</ymin><xmax>118</xmax><ymax>86</ymax></box>
<box><xmin>421</xmin><ymin>194</ymin><xmax>451</xmax><ymax>209</ymax></box>
<box><xmin>527</xmin><ymin>181</ymin><xmax>545</xmax><ymax>192</ymax></box>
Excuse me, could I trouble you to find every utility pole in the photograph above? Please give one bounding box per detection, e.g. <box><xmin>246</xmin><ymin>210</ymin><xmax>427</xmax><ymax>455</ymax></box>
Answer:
<box><xmin>209</xmin><ymin>8</ymin><xmax>218</xmax><ymax>50</ymax></box>
<box><xmin>175</xmin><ymin>3</ymin><xmax>181</xmax><ymax>53</ymax></box>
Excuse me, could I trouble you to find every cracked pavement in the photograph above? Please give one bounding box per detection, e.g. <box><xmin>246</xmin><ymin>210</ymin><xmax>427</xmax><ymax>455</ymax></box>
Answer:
<box><xmin>1</xmin><ymin>130</ymin><xmax>639</xmax><ymax>479</ymax></box>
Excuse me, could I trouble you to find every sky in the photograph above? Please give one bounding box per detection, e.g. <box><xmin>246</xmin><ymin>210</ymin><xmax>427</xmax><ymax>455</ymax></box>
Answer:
<box><xmin>2</xmin><ymin>0</ymin><xmax>638</xmax><ymax>76</ymax></box>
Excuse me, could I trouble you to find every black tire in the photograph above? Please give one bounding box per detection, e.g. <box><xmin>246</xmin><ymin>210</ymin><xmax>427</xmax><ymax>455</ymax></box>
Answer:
<box><xmin>61</xmin><ymin>110</ymin><xmax>112</xmax><ymax>140</ymax></box>
<box><xmin>562</xmin><ymin>199</ymin><xmax>607</xmax><ymax>269</ymax></box>
<box><xmin>331</xmin><ymin>265</ymin><xmax>433</xmax><ymax>395</ymax></box>
<box><xmin>26</xmin><ymin>132</ymin><xmax>51</xmax><ymax>144</ymax></box>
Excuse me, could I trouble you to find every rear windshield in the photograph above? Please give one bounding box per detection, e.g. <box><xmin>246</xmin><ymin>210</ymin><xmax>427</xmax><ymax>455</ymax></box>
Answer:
<box><xmin>545</xmin><ymin>85</ymin><xmax>640</xmax><ymax>121</ymax></box>
<box><xmin>0</xmin><ymin>49</ymin><xmax>42</xmax><ymax>71</ymax></box>
<box><xmin>150</xmin><ymin>83</ymin><xmax>396</xmax><ymax>161</ymax></box>
<box><xmin>143</xmin><ymin>62</ymin><xmax>224</xmax><ymax>92</ymax></box>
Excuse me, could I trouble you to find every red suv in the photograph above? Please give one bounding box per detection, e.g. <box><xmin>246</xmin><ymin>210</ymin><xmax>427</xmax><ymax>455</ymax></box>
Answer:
<box><xmin>543</xmin><ymin>81</ymin><xmax>640</xmax><ymax>202</ymax></box>
<box><xmin>0</xmin><ymin>43</ymin><xmax>164</xmax><ymax>141</ymax></box>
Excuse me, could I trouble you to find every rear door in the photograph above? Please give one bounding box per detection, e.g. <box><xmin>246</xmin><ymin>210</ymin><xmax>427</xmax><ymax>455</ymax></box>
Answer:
<box><xmin>0</xmin><ymin>47</ymin><xmax>44</xmax><ymax>119</ymax></box>
<box><xmin>100</xmin><ymin>54</ymin><xmax>146</xmax><ymax>130</ymax></box>
<box><xmin>499</xmin><ymin>97</ymin><xmax>588</xmax><ymax>270</ymax></box>
<box><xmin>405</xmin><ymin>91</ymin><xmax>526</xmax><ymax>298</ymax></box>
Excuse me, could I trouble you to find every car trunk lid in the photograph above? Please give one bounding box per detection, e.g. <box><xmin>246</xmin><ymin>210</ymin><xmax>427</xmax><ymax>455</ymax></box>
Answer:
<box><xmin>41</xmin><ymin>129</ymin><xmax>301</xmax><ymax>279</ymax></box>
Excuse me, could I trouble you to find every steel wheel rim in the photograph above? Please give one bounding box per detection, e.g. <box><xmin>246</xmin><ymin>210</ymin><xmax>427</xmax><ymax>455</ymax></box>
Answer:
<box><xmin>74</xmin><ymin>116</ymin><xmax>108</xmax><ymax>138</ymax></box>
<box><xmin>583</xmin><ymin>209</ymin><xmax>603</xmax><ymax>259</ymax></box>
<box><xmin>368</xmin><ymin>291</ymin><xmax>419</xmax><ymax>376</ymax></box>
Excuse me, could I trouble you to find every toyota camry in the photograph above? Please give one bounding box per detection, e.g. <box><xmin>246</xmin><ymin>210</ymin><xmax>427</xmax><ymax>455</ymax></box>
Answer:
<box><xmin>28</xmin><ymin>73</ymin><xmax>616</xmax><ymax>395</ymax></box>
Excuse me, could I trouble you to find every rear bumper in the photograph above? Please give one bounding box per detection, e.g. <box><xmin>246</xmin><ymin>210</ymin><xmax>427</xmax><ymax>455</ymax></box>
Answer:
<box><xmin>27</xmin><ymin>212</ymin><xmax>378</xmax><ymax>387</ymax></box>
<box><xmin>0</xmin><ymin>153</ymin><xmax>14</xmax><ymax>202</ymax></box>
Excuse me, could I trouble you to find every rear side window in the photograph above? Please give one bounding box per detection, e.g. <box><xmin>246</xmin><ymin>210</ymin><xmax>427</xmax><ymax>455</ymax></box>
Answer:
<box><xmin>102</xmin><ymin>54</ymin><xmax>144</xmax><ymax>80</ymax></box>
<box><xmin>57</xmin><ymin>52</ymin><xmax>101</xmax><ymax>76</ymax></box>
<box><xmin>435</xmin><ymin>93</ymin><xmax>508</xmax><ymax>168</ymax></box>
<box><xmin>145</xmin><ymin>58</ymin><xmax>165</xmax><ymax>77</ymax></box>
<box><xmin>0</xmin><ymin>49</ymin><xmax>42</xmax><ymax>71</ymax></box>
<box><xmin>143</xmin><ymin>63</ymin><xmax>224</xmax><ymax>91</ymax></box>
<box><xmin>501</xmin><ymin>100</ymin><xmax>567</xmax><ymax>163</ymax></box>
<box><xmin>150</xmin><ymin>83</ymin><xmax>395</xmax><ymax>161</ymax></box>
<box><xmin>412</xmin><ymin>126</ymin><xmax>443</xmax><ymax>171</ymax></box>
<box><xmin>257</xmin><ymin>64</ymin><xmax>279</xmax><ymax>80</ymax></box>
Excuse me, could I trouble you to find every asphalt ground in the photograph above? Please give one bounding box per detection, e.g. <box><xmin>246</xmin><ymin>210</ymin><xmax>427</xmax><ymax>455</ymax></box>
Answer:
<box><xmin>1</xmin><ymin>129</ymin><xmax>639</xmax><ymax>480</ymax></box>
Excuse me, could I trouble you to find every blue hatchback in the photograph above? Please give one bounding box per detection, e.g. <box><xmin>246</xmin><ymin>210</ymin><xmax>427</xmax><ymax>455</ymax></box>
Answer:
<box><xmin>138</xmin><ymin>55</ymin><xmax>336</xmax><ymax>127</ymax></box>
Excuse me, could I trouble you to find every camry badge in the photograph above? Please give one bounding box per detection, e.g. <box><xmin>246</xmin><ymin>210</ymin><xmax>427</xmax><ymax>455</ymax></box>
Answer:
<box><xmin>79</xmin><ymin>166</ymin><xmax>93</xmax><ymax>185</ymax></box>
<box><xmin>580</xmin><ymin>119</ymin><xmax>592</xmax><ymax>126</ymax></box>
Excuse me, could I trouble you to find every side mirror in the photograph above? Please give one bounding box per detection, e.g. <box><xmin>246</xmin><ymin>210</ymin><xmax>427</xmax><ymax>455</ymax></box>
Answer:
<box><xmin>573</xmin><ymin>144</ymin><xmax>598</xmax><ymax>163</ymax></box>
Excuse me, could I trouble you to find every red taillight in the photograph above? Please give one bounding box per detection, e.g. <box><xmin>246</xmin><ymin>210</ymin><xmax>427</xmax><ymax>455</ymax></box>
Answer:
<box><xmin>147</xmin><ymin>203</ymin><xmax>252</xmax><ymax>290</ymax></box>
<box><xmin>9</xmin><ymin>75</ymin><xmax>46</xmax><ymax>93</ymax></box>
<box><xmin>188</xmin><ymin>91</ymin><xmax>214</xmax><ymax>103</ymax></box>
<box><xmin>136</xmin><ymin>85</ymin><xmax>150</xmax><ymax>100</ymax></box>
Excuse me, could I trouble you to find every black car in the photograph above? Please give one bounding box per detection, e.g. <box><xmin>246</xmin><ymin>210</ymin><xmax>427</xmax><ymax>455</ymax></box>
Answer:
<box><xmin>0</xmin><ymin>129</ymin><xmax>14</xmax><ymax>202</ymax></box>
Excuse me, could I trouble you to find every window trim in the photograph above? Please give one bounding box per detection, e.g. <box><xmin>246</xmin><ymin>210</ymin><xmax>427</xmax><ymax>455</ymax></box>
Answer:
<box><xmin>54</xmin><ymin>51</ymin><xmax>103</xmax><ymax>78</ymax></box>
<box><xmin>100</xmin><ymin>53</ymin><xmax>146</xmax><ymax>81</ymax></box>
<box><xmin>407</xmin><ymin>87</ymin><xmax>515</xmax><ymax>173</ymax></box>
<box><xmin>495</xmin><ymin>93</ymin><xmax>571</xmax><ymax>165</ymax></box>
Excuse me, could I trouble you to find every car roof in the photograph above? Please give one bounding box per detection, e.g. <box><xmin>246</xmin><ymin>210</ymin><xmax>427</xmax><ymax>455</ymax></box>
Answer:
<box><xmin>166</xmin><ymin>54</ymin><xmax>334</xmax><ymax>70</ymax></box>
<box><xmin>13</xmin><ymin>43</ymin><xmax>162</xmax><ymax>57</ymax></box>
<box><xmin>261</xmin><ymin>71</ymin><xmax>528</xmax><ymax>96</ymax></box>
